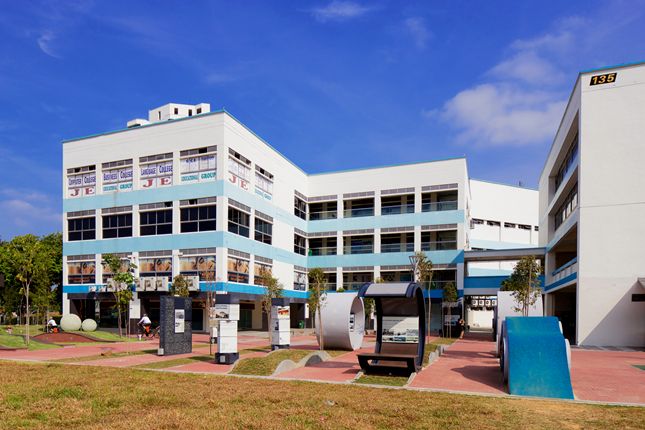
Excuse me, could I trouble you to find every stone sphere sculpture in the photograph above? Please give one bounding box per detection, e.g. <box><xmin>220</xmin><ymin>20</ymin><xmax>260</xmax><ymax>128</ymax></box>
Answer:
<box><xmin>60</xmin><ymin>314</ymin><xmax>82</xmax><ymax>331</ymax></box>
<box><xmin>81</xmin><ymin>318</ymin><xmax>98</xmax><ymax>332</ymax></box>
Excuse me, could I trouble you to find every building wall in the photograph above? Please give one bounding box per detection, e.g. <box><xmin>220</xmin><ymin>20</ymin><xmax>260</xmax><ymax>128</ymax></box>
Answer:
<box><xmin>576</xmin><ymin>64</ymin><xmax>645</xmax><ymax>346</ymax></box>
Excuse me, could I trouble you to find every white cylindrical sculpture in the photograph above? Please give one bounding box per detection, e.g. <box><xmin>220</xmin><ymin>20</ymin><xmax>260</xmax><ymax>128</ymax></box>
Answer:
<box><xmin>316</xmin><ymin>293</ymin><xmax>365</xmax><ymax>350</ymax></box>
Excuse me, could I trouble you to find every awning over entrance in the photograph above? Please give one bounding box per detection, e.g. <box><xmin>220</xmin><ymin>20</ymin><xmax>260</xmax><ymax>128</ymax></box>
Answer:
<box><xmin>464</xmin><ymin>247</ymin><xmax>546</xmax><ymax>262</ymax></box>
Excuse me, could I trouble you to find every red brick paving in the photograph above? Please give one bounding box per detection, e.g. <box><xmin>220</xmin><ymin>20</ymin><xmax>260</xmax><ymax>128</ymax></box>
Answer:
<box><xmin>410</xmin><ymin>336</ymin><xmax>505</xmax><ymax>394</ymax></box>
<box><xmin>570</xmin><ymin>349</ymin><xmax>645</xmax><ymax>403</ymax></box>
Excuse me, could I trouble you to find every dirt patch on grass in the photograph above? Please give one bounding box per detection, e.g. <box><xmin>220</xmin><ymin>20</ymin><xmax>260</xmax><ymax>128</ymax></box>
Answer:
<box><xmin>355</xmin><ymin>374</ymin><xmax>409</xmax><ymax>386</ymax></box>
<box><xmin>33</xmin><ymin>333</ymin><xmax>103</xmax><ymax>344</ymax></box>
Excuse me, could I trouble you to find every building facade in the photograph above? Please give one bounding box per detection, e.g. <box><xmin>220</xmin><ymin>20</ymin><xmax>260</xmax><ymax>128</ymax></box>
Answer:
<box><xmin>62</xmin><ymin>102</ymin><xmax>538</xmax><ymax>332</ymax></box>
<box><xmin>540</xmin><ymin>62</ymin><xmax>645</xmax><ymax>347</ymax></box>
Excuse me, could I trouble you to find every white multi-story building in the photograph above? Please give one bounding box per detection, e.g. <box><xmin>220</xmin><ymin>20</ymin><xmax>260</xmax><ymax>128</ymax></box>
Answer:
<box><xmin>61</xmin><ymin>102</ymin><xmax>537</xmax><ymax>332</ymax></box>
<box><xmin>540</xmin><ymin>62</ymin><xmax>645</xmax><ymax>347</ymax></box>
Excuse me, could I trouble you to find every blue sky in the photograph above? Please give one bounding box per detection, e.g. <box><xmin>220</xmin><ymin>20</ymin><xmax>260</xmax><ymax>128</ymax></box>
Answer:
<box><xmin>1</xmin><ymin>0</ymin><xmax>644</xmax><ymax>239</ymax></box>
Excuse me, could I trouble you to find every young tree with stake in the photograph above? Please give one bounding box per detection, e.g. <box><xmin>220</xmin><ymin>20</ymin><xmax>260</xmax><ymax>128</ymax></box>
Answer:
<box><xmin>501</xmin><ymin>256</ymin><xmax>542</xmax><ymax>316</ymax></box>
<box><xmin>103</xmin><ymin>254</ymin><xmax>137</xmax><ymax>338</ymax></box>
<box><xmin>410</xmin><ymin>252</ymin><xmax>434</xmax><ymax>341</ymax></box>
<box><xmin>259</xmin><ymin>268</ymin><xmax>284</xmax><ymax>343</ymax></box>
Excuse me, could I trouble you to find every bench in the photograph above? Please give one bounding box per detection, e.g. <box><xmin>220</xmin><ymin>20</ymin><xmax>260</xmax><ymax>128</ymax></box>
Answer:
<box><xmin>357</xmin><ymin>342</ymin><xmax>420</xmax><ymax>375</ymax></box>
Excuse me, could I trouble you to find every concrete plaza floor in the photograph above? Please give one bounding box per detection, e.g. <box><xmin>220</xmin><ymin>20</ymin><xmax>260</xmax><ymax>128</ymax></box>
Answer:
<box><xmin>1</xmin><ymin>331</ymin><xmax>643</xmax><ymax>404</ymax></box>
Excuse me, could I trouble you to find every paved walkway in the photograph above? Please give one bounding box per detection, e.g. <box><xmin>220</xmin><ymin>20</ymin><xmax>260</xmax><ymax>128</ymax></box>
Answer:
<box><xmin>2</xmin><ymin>331</ymin><xmax>644</xmax><ymax>404</ymax></box>
<box><xmin>410</xmin><ymin>336</ymin><xmax>505</xmax><ymax>394</ymax></box>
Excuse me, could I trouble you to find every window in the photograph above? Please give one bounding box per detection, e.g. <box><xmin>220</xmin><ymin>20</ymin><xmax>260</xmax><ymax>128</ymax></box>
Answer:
<box><xmin>67</xmin><ymin>212</ymin><xmax>95</xmax><ymax>241</ymax></box>
<box><xmin>66</xmin><ymin>165</ymin><xmax>96</xmax><ymax>198</ymax></box>
<box><xmin>179</xmin><ymin>250</ymin><xmax>216</xmax><ymax>281</ymax></box>
<box><xmin>534</xmin><ymin>226</ymin><xmax>539</xmax><ymax>231</ymax></box>
<box><xmin>487</xmin><ymin>220</ymin><xmax>500</xmax><ymax>227</ymax></box>
<box><xmin>554</xmin><ymin>186</ymin><xmax>578</xmax><ymax>230</ymax></box>
<box><xmin>254</xmin><ymin>217</ymin><xmax>273</xmax><ymax>244</ymax></box>
<box><xmin>294</xmin><ymin>195</ymin><xmax>307</xmax><ymax>220</ymax></box>
<box><xmin>174</xmin><ymin>107</ymin><xmax>179</xmax><ymax>115</ymax></box>
<box><xmin>228</xmin><ymin>256</ymin><xmax>249</xmax><ymax>283</ymax></box>
<box><xmin>67</xmin><ymin>256</ymin><xmax>95</xmax><ymax>284</ymax></box>
<box><xmin>555</xmin><ymin>136</ymin><xmax>579</xmax><ymax>190</ymax></box>
<box><xmin>228</xmin><ymin>149</ymin><xmax>251</xmax><ymax>191</ymax></box>
<box><xmin>228</xmin><ymin>207</ymin><xmax>250</xmax><ymax>237</ymax></box>
<box><xmin>518</xmin><ymin>224</ymin><xmax>531</xmax><ymax>230</ymax></box>
<box><xmin>196</xmin><ymin>107</ymin><xmax>202</xmax><ymax>114</ymax></box>
<box><xmin>504</xmin><ymin>222</ymin><xmax>516</xmax><ymax>228</ymax></box>
<box><xmin>101</xmin><ymin>253</ymin><xmax>131</xmax><ymax>283</ymax></box>
<box><xmin>294</xmin><ymin>233</ymin><xmax>307</xmax><ymax>256</ymax></box>
<box><xmin>102</xmin><ymin>159</ymin><xmax>133</xmax><ymax>193</ymax></box>
<box><xmin>255</xmin><ymin>165</ymin><xmax>274</xmax><ymax>198</ymax></box>
<box><xmin>140</xmin><ymin>202</ymin><xmax>173</xmax><ymax>236</ymax></box>
<box><xmin>188</xmin><ymin>109</ymin><xmax>193</xmax><ymax>116</ymax></box>
<box><xmin>102</xmin><ymin>206</ymin><xmax>133</xmax><ymax>238</ymax></box>
<box><xmin>254</xmin><ymin>262</ymin><xmax>272</xmax><ymax>286</ymax></box>
<box><xmin>139</xmin><ymin>153</ymin><xmax>173</xmax><ymax>189</ymax></box>
<box><xmin>294</xmin><ymin>270</ymin><xmax>307</xmax><ymax>291</ymax></box>
<box><xmin>139</xmin><ymin>255</ymin><xmax>172</xmax><ymax>278</ymax></box>
<box><xmin>180</xmin><ymin>198</ymin><xmax>216</xmax><ymax>233</ymax></box>
<box><xmin>180</xmin><ymin>146</ymin><xmax>217</xmax><ymax>183</ymax></box>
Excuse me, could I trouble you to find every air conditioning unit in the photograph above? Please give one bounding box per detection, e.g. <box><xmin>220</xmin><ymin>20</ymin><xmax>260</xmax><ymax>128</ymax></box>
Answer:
<box><xmin>89</xmin><ymin>285</ymin><xmax>97</xmax><ymax>293</ymax></box>
<box><xmin>143</xmin><ymin>277</ymin><xmax>156</xmax><ymax>291</ymax></box>
<box><xmin>156</xmin><ymin>277</ymin><xmax>169</xmax><ymax>292</ymax></box>
<box><xmin>98</xmin><ymin>285</ymin><xmax>107</xmax><ymax>293</ymax></box>
<box><xmin>106</xmin><ymin>279</ymin><xmax>117</xmax><ymax>292</ymax></box>
<box><xmin>187</xmin><ymin>275</ymin><xmax>200</xmax><ymax>291</ymax></box>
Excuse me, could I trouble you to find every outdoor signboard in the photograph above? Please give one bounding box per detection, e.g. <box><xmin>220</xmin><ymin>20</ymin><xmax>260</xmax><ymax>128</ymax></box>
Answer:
<box><xmin>174</xmin><ymin>309</ymin><xmax>185</xmax><ymax>334</ymax></box>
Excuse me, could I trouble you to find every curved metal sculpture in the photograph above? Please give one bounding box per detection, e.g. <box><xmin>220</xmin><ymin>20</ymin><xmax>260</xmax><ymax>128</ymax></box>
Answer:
<box><xmin>316</xmin><ymin>292</ymin><xmax>365</xmax><ymax>350</ymax></box>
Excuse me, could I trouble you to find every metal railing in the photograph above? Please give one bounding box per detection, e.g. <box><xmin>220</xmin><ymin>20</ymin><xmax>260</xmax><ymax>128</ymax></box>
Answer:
<box><xmin>308</xmin><ymin>247</ymin><xmax>338</xmax><ymax>256</ymax></box>
<box><xmin>420</xmin><ymin>280</ymin><xmax>456</xmax><ymax>290</ymax></box>
<box><xmin>343</xmin><ymin>244</ymin><xmax>374</xmax><ymax>254</ymax></box>
<box><xmin>381</xmin><ymin>204</ymin><xmax>415</xmax><ymax>216</ymax></box>
<box><xmin>421</xmin><ymin>201</ymin><xmax>458</xmax><ymax>212</ymax></box>
<box><xmin>380</xmin><ymin>243</ymin><xmax>415</xmax><ymax>253</ymax></box>
<box><xmin>420</xmin><ymin>240</ymin><xmax>457</xmax><ymax>251</ymax></box>
<box><xmin>341</xmin><ymin>282</ymin><xmax>370</xmax><ymax>291</ymax></box>
<box><xmin>308</xmin><ymin>210</ymin><xmax>338</xmax><ymax>220</ymax></box>
<box><xmin>343</xmin><ymin>208</ymin><xmax>374</xmax><ymax>218</ymax></box>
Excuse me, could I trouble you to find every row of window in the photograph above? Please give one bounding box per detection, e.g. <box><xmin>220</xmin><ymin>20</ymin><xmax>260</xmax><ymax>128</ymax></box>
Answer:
<box><xmin>554</xmin><ymin>185</ymin><xmax>578</xmax><ymax>231</ymax></box>
<box><xmin>67</xmin><ymin>253</ymin><xmax>307</xmax><ymax>291</ymax></box>
<box><xmin>554</xmin><ymin>137</ymin><xmax>579</xmax><ymax>191</ymax></box>
<box><xmin>296</xmin><ymin>191</ymin><xmax>459</xmax><ymax>221</ymax></box>
<box><xmin>471</xmin><ymin>218</ymin><xmax>538</xmax><ymax>232</ymax></box>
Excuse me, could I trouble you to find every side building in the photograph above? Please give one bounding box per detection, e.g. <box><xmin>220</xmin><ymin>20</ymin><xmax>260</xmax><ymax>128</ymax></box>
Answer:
<box><xmin>540</xmin><ymin>62</ymin><xmax>645</xmax><ymax>347</ymax></box>
<box><xmin>62</xmin><ymin>102</ymin><xmax>537</xmax><ymax>333</ymax></box>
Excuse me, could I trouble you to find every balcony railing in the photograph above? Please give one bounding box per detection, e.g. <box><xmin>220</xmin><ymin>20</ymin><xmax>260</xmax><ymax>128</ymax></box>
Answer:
<box><xmin>293</xmin><ymin>283</ymin><xmax>307</xmax><ymax>291</ymax></box>
<box><xmin>381</xmin><ymin>204</ymin><xmax>415</xmax><ymax>216</ymax></box>
<box><xmin>341</xmin><ymin>282</ymin><xmax>371</xmax><ymax>291</ymax></box>
<box><xmin>420</xmin><ymin>240</ymin><xmax>457</xmax><ymax>251</ymax></box>
<box><xmin>551</xmin><ymin>257</ymin><xmax>578</xmax><ymax>284</ymax></box>
<box><xmin>380</xmin><ymin>243</ymin><xmax>415</xmax><ymax>253</ymax></box>
<box><xmin>343</xmin><ymin>244</ymin><xmax>374</xmax><ymax>254</ymax></box>
<box><xmin>308</xmin><ymin>247</ymin><xmax>337</xmax><ymax>256</ymax></box>
<box><xmin>420</xmin><ymin>280</ymin><xmax>456</xmax><ymax>290</ymax></box>
<box><xmin>343</xmin><ymin>208</ymin><xmax>374</xmax><ymax>218</ymax></box>
<box><xmin>309</xmin><ymin>210</ymin><xmax>338</xmax><ymax>221</ymax></box>
<box><xmin>421</xmin><ymin>201</ymin><xmax>458</xmax><ymax>212</ymax></box>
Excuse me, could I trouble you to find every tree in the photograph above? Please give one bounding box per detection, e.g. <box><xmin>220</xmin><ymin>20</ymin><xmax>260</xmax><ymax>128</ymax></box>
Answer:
<box><xmin>2</xmin><ymin>235</ymin><xmax>48</xmax><ymax>345</ymax></box>
<box><xmin>442</xmin><ymin>282</ymin><xmax>458</xmax><ymax>338</ymax></box>
<box><xmin>308</xmin><ymin>268</ymin><xmax>327</xmax><ymax>350</ymax></box>
<box><xmin>171</xmin><ymin>274</ymin><xmax>190</xmax><ymax>297</ymax></box>
<box><xmin>410</xmin><ymin>251</ymin><xmax>434</xmax><ymax>341</ymax></box>
<box><xmin>259</xmin><ymin>268</ymin><xmax>284</xmax><ymax>342</ymax></box>
<box><xmin>103</xmin><ymin>254</ymin><xmax>136</xmax><ymax>337</ymax></box>
<box><xmin>501</xmin><ymin>256</ymin><xmax>542</xmax><ymax>316</ymax></box>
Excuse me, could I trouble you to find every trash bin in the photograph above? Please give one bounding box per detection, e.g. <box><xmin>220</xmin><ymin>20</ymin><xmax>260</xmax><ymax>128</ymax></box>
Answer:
<box><xmin>298</xmin><ymin>320</ymin><xmax>305</xmax><ymax>329</ymax></box>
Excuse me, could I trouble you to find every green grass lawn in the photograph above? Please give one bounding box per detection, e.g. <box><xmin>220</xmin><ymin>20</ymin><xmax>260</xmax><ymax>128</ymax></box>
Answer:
<box><xmin>0</xmin><ymin>333</ymin><xmax>59</xmax><ymax>351</ymax></box>
<box><xmin>53</xmin><ymin>349</ymin><xmax>158</xmax><ymax>363</ymax></box>
<box><xmin>0</xmin><ymin>361</ymin><xmax>643</xmax><ymax>429</ymax></box>
<box><xmin>355</xmin><ymin>374</ymin><xmax>409</xmax><ymax>387</ymax></box>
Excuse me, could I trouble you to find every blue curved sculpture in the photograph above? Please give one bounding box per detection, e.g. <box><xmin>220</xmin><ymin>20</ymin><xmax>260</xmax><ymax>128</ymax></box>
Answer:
<box><xmin>503</xmin><ymin>316</ymin><xmax>574</xmax><ymax>399</ymax></box>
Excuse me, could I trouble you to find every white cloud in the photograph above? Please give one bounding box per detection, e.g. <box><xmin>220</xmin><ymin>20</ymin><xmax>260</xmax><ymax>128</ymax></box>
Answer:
<box><xmin>37</xmin><ymin>30</ymin><xmax>61</xmax><ymax>58</ymax></box>
<box><xmin>439</xmin><ymin>84</ymin><xmax>566</xmax><ymax>146</ymax></box>
<box><xmin>488</xmin><ymin>51</ymin><xmax>563</xmax><ymax>84</ymax></box>
<box><xmin>311</xmin><ymin>1</ymin><xmax>373</xmax><ymax>23</ymax></box>
<box><xmin>0</xmin><ymin>193</ymin><xmax>61</xmax><ymax>238</ymax></box>
<box><xmin>404</xmin><ymin>17</ymin><xmax>431</xmax><ymax>49</ymax></box>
